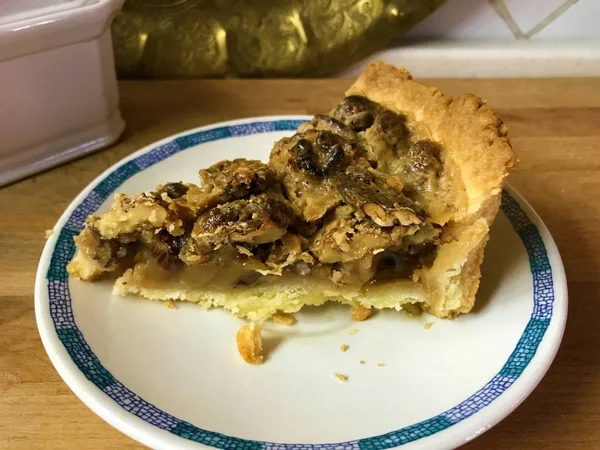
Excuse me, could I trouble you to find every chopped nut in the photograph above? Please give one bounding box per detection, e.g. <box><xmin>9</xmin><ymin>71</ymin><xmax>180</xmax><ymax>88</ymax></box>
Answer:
<box><xmin>331</xmin><ymin>270</ymin><xmax>343</xmax><ymax>283</ymax></box>
<box><xmin>333</xmin><ymin>373</ymin><xmax>348</xmax><ymax>382</ymax></box>
<box><xmin>351</xmin><ymin>305</ymin><xmax>373</xmax><ymax>322</ymax></box>
<box><xmin>44</xmin><ymin>229</ymin><xmax>53</xmax><ymax>239</ymax></box>
<box><xmin>348</xmin><ymin>328</ymin><xmax>359</xmax><ymax>335</ymax></box>
<box><xmin>363</xmin><ymin>202</ymin><xmax>387</xmax><ymax>224</ymax></box>
<box><xmin>235</xmin><ymin>245</ymin><xmax>254</xmax><ymax>257</ymax></box>
<box><xmin>236</xmin><ymin>323</ymin><xmax>264</xmax><ymax>365</ymax></box>
<box><xmin>424</xmin><ymin>321</ymin><xmax>436</xmax><ymax>330</ymax></box>
<box><xmin>340</xmin><ymin>344</ymin><xmax>350</xmax><ymax>353</ymax></box>
<box><xmin>272</xmin><ymin>313</ymin><xmax>296</xmax><ymax>325</ymax></box>
<box><xmin>164</xmin><ymin>299</ymin><xmax>176</xmax><ymax>309</ymax></box>
<box><xmin>377</xmin><ymin>362</ymin><xmax>385</xmax><ymax>367</ymax></box>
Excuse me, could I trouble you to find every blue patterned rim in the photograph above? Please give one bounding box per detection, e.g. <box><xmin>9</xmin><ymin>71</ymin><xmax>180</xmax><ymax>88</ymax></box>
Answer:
<box><xmin>45</xmin><ymin>119</ymin><xmax>555</xmax><ymax>449</ymax></box>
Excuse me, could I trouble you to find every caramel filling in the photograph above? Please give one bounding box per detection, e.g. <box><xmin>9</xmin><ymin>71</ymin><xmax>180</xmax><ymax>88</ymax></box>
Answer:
<box><xmin>73</xmin><ymin>95</ymin><xmax>447</xmax><ymax>289</ymax></box>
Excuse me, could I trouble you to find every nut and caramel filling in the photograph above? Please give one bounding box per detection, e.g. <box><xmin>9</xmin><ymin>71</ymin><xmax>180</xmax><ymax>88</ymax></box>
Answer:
<box><xmin>73</xmin><ymin>96</ymin><xmax>446</xmax><ymax>288</ymax></box>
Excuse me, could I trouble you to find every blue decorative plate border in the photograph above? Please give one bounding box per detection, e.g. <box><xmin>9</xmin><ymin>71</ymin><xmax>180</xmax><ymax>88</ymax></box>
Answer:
<box><xmin>45</xmin><ymin>119</ymin><xmax>554</xmax><ymax>449</ymax></box>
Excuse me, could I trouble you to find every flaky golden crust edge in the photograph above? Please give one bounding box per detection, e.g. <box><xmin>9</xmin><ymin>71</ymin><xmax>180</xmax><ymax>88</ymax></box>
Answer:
<box><xmin>345</xmin><ymin>61</ymin><xmax>517</xmax><ymax>223</ymax></box>
<box><xmin>346</xmin><ymin>62</ymin><xmax>516</xmax><ymax>317</ymax></box>
<box><xmin>416</xmin><ymin>197</ymin><xmax>496</xmax><ymax>318</ymax></box>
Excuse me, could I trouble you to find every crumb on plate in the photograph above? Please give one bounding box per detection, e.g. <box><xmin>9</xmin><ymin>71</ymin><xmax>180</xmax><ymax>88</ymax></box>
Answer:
<box><xmin>333</xmin><ymin>373</ymin><xmax>348</xmax><ymax>382</ymax></box>
<box><xmin>272</xmin><ymin>312</ymin><xmax>296</xmax><ymax>325</ymax></box>
<box><xmin>348</xmin><ymin>328</ymin><xmax>359</xmax><ymax>335</ymax></box>
<box><xmin>340</xmin><ymin>344</ymin><xmax>349</xmax><ymax>353</ymax></box>
<box><xmin>377</xmin><ymin>363</ymin><xmax>385</xmax><ymax>367</ymax></box>
<box><xmin>236</xmin><ymin>323</ymin><xmax>264</xmax><ymax>365</ymax></box>
<box><xmin>359</xmin><ymin>360</ymin><xmax>366</xmax><ymax>365</ymax></box>
<box><xmin>351</xmin><ymin>305</ymin><xmax>373</xmax><ymax>322</ymax></box>
<box><xmin>424</xmin><ymin>321</ymin><xmax>436</xmax><ymax>330</ymax></box>
<box><xmin>164</xmin><ymin>299</ymin><xmax>176</xmax><ymax>309</ymax></box>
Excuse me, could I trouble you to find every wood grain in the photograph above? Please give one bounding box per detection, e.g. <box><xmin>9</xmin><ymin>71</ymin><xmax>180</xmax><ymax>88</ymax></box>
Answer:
<box><xmin>0</xmin><ymin>78</ymin><xmax>599</xmax><ymax>449</ymax></box>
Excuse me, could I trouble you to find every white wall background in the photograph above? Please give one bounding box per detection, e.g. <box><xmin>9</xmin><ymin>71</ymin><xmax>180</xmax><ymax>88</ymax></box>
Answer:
<box><xmin>343</xmin><ymin>0</ymin><xmax>600</xmax><ymax>77</ymax></box>
<box><xmin>404</xmin><ymin>0</ymin><xmax>600</xmax><ymax>41</ymax></box>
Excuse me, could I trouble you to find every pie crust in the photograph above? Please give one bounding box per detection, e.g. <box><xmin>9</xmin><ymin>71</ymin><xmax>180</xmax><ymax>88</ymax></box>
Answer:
<box><xmin>67</xmin><ymin>62</ymin><xmax>517</xmax><ymax>324</ymax></box>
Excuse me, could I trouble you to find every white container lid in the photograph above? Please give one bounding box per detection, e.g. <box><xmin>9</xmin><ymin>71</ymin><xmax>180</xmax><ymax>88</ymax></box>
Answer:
<box><xmin>0</xmin><ymin>1</ymin><xmax>92</xmax><ymax>26</ymax></box>
<box><xmin>0</xmin><ymin>0</ymin><xmax>125</xmax><ymax>186</ymax></box>
<box><xmin>0</xmin><ymin>0</ymin><xmax>123</xmax><ymax>62</ymax></box>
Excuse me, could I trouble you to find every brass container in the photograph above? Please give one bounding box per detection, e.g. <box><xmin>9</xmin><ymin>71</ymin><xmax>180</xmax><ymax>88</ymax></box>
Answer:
<box><xmin>112</xmin><ymin>0</ymin><xmax>444</xmax><ymax>78</ymax></box>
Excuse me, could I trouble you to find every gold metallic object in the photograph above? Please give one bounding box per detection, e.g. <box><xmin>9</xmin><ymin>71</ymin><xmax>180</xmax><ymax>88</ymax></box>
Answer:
<box><xmin>112</xmin><ymin>0</ymin><xmax>445</xmax><ymax>78</ymax></box>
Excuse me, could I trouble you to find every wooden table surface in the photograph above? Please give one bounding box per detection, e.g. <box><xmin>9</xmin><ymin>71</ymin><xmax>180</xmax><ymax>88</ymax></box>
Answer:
<box><xmin>1</xmin><ymin>78</ymin><xmax>599</xmax><ymax>449</ymax></box>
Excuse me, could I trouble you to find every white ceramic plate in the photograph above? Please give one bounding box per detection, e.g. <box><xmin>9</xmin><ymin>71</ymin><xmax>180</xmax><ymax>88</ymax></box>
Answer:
<box><xmin>35</xmin><ymin>116</ymin><xmax>568</xmax><ymax>450</ymax></box>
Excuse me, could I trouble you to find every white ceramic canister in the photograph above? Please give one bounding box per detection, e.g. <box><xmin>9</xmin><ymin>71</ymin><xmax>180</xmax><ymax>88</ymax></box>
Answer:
<box><xmin>0</xmin><ymin>0</ymin><xmax>125</xmax><ymax>187</ymax></box>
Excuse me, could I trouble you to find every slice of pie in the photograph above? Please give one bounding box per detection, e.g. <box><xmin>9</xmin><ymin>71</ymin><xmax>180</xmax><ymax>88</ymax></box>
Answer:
<box><xmin>68</xmin><ymin>62</ymin><xmax>516</xmax><ymax>327</ymax></box>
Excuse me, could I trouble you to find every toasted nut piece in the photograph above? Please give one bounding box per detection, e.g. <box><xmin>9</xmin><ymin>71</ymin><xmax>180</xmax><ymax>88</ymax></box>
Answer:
<box><xmin>351</xmin><ymin>305</ymin><xmax>373</xmax><ymax>322</ymax></box>
<box><xmin>363</xmin><ymin>202</ymin><xmax>387</xmax><ymax>223</ymax></box>
<box><xmin>236</xmin><ymin>323</ymin><xmax>264</xmax><ymax>365</ymax></box>
<box><xmin>272</xmin><ymin>313</ymin><xmax>296</xmax><ymax>325</ymax></box>
<box><xmin>363</xmin><ymin>202</ymin><xmax>422</xmax><ymax>227</ymax></box>
<box><xmin>331</xmin><ymin>270</ymin><xmax>343</xmax><ymax>283</ymax></box>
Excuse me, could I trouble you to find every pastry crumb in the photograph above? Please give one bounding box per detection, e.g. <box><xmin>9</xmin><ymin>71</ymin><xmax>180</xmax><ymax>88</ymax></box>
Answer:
<box><xmin>164</xmin><ymin>299</ymin><xmax>176</xmax><ymax>309</ymax></box>
<box><xmin>351</xmin><ymin>305</ymin><xmax>373</xmax><ymax>322</ymax></box>
<box><xmin>377</xmin><ymin>362</ymin><xmax>385</xmax><ymax>367</ymax></box>
<box><xmin>272</xmin><ymin>313</ymin><xmax>296</xmax><ymax>325</ymax></box>
<box><xmin>236</xmin><ymin>323</ymin><xmax>264</xmax><ymax>365</ymax></box>
<box><xmin>44</xmin><ymin>229</ymin><xmax>53</xmax><ymax>239</ymax></box>
<box><xmin>424</xmin><ymin>321</ymin><xmax>436</xmax><ymax>330</ymax></box>
<box><xmin>348</xmin><ymin>328</ymin><xmax>359</xmax><ymax>335</ymax></box>
<box><xmin>359</xmin><ymin>360</ymin><xmax>366</xmax><ymax>365</ymax></box>
<box><xmin>333</xmin><ymin>373</ymin><xmax>348</xmax><ymax>382</ymax></box>
<box><xmin>340</xmin><ymin>344</ymin><xmax>350</xmax><ymax>353</ymax></box>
